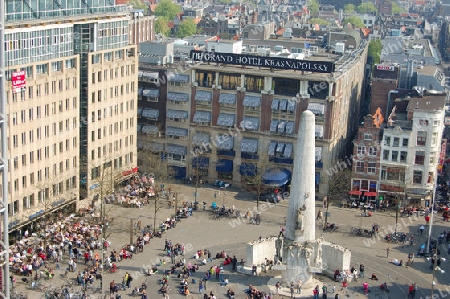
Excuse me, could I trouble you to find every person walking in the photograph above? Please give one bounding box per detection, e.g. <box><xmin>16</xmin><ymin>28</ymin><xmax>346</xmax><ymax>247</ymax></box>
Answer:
<box><xmin>290</xmin><ymin>282</ymin><xmax>295</xmax><ymax>298</ymax></box>
<box><xmin>359</xmin><ymin>263</ymin><xmax>365</xmax><ymax>278</ymax></box>
<box><xmin>386</xmin><ymin>247</ymin><xmax>390</xmax><ymax>258</ymax></box>
<box><xmin>110</xmin><ymin>280</ymin><xmax>115</xmax><ymax>294</ymax></box>
<box><xmin>297</xmin><ymin>280</ymin><xmax>302</xmax><ymax>294</ymax></box>
<box><xmin>317</xmin><ymin>210</ymin><xmax>323</xmax><ymax>221</ymax></box>
<box><xmin>198</xmin><ymin>280</ymin><xmax>204</xmax><ymax>294</ymax></box>
<box><xmin>279</xmin><ymin>226</ymin><xmax>285</xmax><ymax>238</ymax></box>
<box><xmin>322</xmin><ymin>284</ymin><xmax>327</xmax><ymax>295</ymax></box>
<box><xmin>275</xmin><ymin>282</ymin><xmax>281</xmax><ymax>294</ymax></box>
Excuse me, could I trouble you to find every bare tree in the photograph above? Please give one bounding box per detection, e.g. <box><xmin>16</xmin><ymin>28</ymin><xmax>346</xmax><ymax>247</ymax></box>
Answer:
<box><xmin>324</xmin><ymin>168</ymin><xmax>352</xmax><ymax>229</ymax></box>
<box><xmin>142</xmin><ymin>153</ymin><xmax>176</xmax><ymax>232</ymax></box>
<box><xmin>241</xmin><ymin>161</ymin><xmax>268</xmax><ymax>209</ymax></box>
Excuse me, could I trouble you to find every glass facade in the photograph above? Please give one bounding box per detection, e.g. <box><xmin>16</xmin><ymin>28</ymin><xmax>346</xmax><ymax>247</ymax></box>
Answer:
<box><xmin>6</xmin><ymin>0</ymin><xmax>127</xmax><ymax>21</ymax></box>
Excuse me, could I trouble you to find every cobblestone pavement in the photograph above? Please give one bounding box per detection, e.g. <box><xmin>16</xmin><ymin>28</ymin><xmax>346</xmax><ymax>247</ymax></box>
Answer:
<box><xmin>12</xmin><ymin>183</ymin><xmax>450</xmax><ymax>299</ymax></box>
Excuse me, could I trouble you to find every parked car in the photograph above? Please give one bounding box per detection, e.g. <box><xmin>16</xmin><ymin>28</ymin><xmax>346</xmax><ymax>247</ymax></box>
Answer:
<box><xmin>214</xmin><ymin>180</ymin><xmax>231</xmax><ymax>188</ymax></box>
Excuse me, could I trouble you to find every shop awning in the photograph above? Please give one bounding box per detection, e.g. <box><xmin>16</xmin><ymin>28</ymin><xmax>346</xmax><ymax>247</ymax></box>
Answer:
<box><xmin>287</xmin><ymin>99</ymin><xmax>296</xmax><ymax>112</ymax></box>
<box><xmin>216</xmin><ymin>135</ymin><xmax>234</xmax><ymax>150</ymax></box>
<box><xmin>219</xmin><ymin>93</ymin><xmax>237</xmax><ymax>104</ymax></box>
<box><xmin>166</xmin><ymin>126</ymin><xmax>188</xmax><ymax>137</ymax></box>
<box><xmin>283</xmin><ymin>143</ymin><xmax>293</xmax><ymax>158</ymax></box>
<box><xmin>315</xmin><ymin>172</ymin><xmax>320</xmax><ymax>185</ymax></box>
<box><xmin>142</xmin><ymin>108</ymin><xmax>159</xmax><ymax>119</ymax></box>
<box><xmin>241</xmin><ymin>138</ymin><xmax>258</xmax><ymax>153</ymax></box>
<box><xmin>286</xmin><ymin>122</ymin><xmax>295</xmax><ymax>134</ymax></box>
<box><xmin>315</xmin><ymin>125</ymin><xmax>324</xmax><ymax>138</ymax></box>
<box><xmin>195</xmin><ymin>90</ymin><xmax>212</xmax><ymax>102</ymax></box>
<box><xmin>167</xmin><ymin>144</ymin><xmax>187</xmax><ymax>155</ymax></box>
<box><xmin>262</xmin><ymin>168</ymin><xmax>291</xmax><ymax>186</ymax></box>
<box><xmin>192</xmin><ymin>157</ymin><xmax>209</xmax><ymax>168</ymax></box>
<box><xmin>242</xmin><ymin>117</ymin><xmax>259</xmax><ymax>131</ymax></box>
<box><xmin>349</xmin><ymin>190</ymin><xmax>362</xmax><ymax>196</ymax></box>
<box><xmin>167</xmin><ymin>92</ymin><xmax>189</xmax><ymax>102</ymax></box>
<box><xmin>171</xmin><ymin>166</ymin><xmax>186</xmax><ymax>179</ymax></box>
<box><xmin>308</xmin><ymin>102</ymin><xmax>325</xmax><ymax>115</ymax></box>
<box><xmin>216</xmin><ymin>159</ymin><xmax>233</xmax><ymax>172</ymax></box>
<box><xmin>365</xmin><ymin>192</ymin><xmax>377</xmax><ymax>197</ymax></box>
<box><xmin>279</xmin><ymin>99</ymin><xmax>288</xmax><ymax>110</ymax></box>
<box><xmin>217</xmin><ymin>113</ymin><xmax>235</xmax><ymax>127</ymax></box>
<box><xmin>240</xmin><ymin>163</ymin><xmax>257</xmax><ymax>176</ymax></box>
<box><xmin>167</xmin><ymin>109</ymin><xmax>188</xmax><ymax>119</ymax></box>
<box><xmin>193</xmin><ymin>111</ymin><xmax>211</xmax><ymax>123</ymax></box>
<box><xmin>143</xmin><ymin>89</ymin><xmax>159</xmax><ymax>97</ymax></box>
<box><xmin>270</xmin><ymin>120</ymin><xmax>279</xmax><ymax>132</ymax></box>
<box><xmin>193</xmin><ymin>132</ymin><xmax>210</xmax><ymax>144</ymax></box>
<box><xmin>243</xmin><ymin>95</ymin><xmax>261</xmax><ymax>107</ymax></box>
<box><xmin>142</xmin><ymin>125</ymin><xmax>159</xmax><ymax>135</ymax></box>
<box><xmin>167</xmin><ymin>73</ymin><xmax>189</xmax><ymax>83</ymax></box>
<box><xmin>271</xmin><ymin>98</ymin><xmax>280</xmax><ymax>111</ymax></box>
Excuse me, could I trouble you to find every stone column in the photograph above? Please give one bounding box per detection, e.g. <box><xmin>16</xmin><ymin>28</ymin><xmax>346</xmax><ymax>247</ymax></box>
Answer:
<box><xmin>285</xmin><ymin>110</ymin><xmax>316</xmax><ymax>243</ymax></box>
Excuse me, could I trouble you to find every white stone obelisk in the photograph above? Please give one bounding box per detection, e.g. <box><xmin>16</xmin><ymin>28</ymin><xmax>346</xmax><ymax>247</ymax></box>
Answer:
<box><xmin>285</xmin><ymin>110</ymin><xmax>316</xmax><ymax>243</ymax></box>
<box><xmin>282</xmin><ymin>110</ymin><xmax>316</xmax><ymax>285</ymax></box>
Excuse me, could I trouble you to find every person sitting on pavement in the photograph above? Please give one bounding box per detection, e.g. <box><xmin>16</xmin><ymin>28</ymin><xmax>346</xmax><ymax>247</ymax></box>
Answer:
<box><xmin>390</xmin><ymin>259</ymin><xmax>403</xmax><ymax>266</ymax></box>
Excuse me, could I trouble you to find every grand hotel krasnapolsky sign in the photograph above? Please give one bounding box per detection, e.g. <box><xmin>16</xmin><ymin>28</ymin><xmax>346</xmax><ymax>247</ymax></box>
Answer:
<box><xmin>190</xmin><ymin>50</ymin><xmax>335</xmax><ymax>74</ymax></box>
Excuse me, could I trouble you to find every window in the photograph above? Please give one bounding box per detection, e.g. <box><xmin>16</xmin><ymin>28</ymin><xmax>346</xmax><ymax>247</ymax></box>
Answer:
<box><xmin>367</xmin><ymin>162</ymin><xmax>376</xmax><ymax>173</ymax></box>
<box><xmin>244</xmin><ymin>75</ymin><xmax>264</xmax><ymax>92</ymax></box>
<box><xmin>168</xmin><ymin>153</ymin><xmax>186</xmax><ymax>162</ymax></box>
<box><xmin>428</xmin><ymin>172</ymin><xmax>433</xmax><ymax>184</ymax></box>
<box><xmin>364</xmin><ymin>133</ymin><xmax>372</xmax><ymax>140</ymax></box>
<box><xmin>272</xmin><ymin>78</ymin><xmax>300</xmax><ymax>96</ymax></box>
<box><xmin>432</xmin><ymin>132</ymin><xmax>438</xmax><ymax>145</ymax></box>
<box><xmin>413</xmin><ymin>170</ymin><xmax>422</xmax><ymax>184</ymax></box>
<box><xmin>357</xmin><ymin>146</ymin><xmax>366</xmax><ymax>155</ymax></box>
<box><xmin>393</xmin><ymin>137</ymin><xmax>399</xmax><ymax>147</ymax></box>
<box><xmin>384</xmin><ymin>136</ymin><xmax>391</xmax><ymax>146</ymax></box>
<box><xmin>419</xmin><ymin>119</ymin><xmax>429</xmax><ymax>126</ymax></box>
<box><xmin>402</xmin><ymin>138</ymin><xmax>409</xmax><ymax>147</ymax></box>
<box><xmin>391</xmin><ymin>151</ymin><xmax>398</xmax><ymax>162</ymax></box>
<box><xmin>415</xmin><ymin>151</ymin><xmax>425</xmax><ymax>165</ymax></box>
<box><xmin>433</xmin><ymin>120</ymin><xmax>439</xmax><ymax>126</ymax></box>
<box><xmin>195</xmin><ymin>71</ymin><xmax>214</xmax><ymax>87</ymax></box>
<box><xmin>368</xmin><ymin>146</ymin><xmax>377</xmax><ymax>156</ymax></box>
<box><xmin>417</xmin><ymin>131</ymin><xmax>427</xmax><ymax>146</ymax></box>
<box><xmin>356</xmin><ymin>161</ymin><xmax>364</xmax><ymax>172</ymax></box>
<box><xmin>218</xmin><ymin>73</ymin><xmax>241</xmax><ymax>90</ymax></box>
<box><xmin>380</xmin><ymin>166</ymin><xmax>406</xmax><ymax>181</ymax></box>
<box><xmin>383</xmin><ymin>150</ymin><xmax>389</xmax><ymax>160</ymax></box>
<box><xmin>400</xmin><ymin>151</ymin><xmax>407</xmax><ymax>162</ymax></box>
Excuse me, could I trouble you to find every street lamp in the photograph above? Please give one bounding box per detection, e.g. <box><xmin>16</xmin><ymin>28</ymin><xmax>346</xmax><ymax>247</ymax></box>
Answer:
<box><xmin>429</xmin><ymin>250</ymin><xmax>446</xmax><ymax>298</ymax></box>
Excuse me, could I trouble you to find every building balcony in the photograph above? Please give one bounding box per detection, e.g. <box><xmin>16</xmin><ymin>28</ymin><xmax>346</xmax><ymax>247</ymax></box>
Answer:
<box><xmin>269</xmin><ymin>156</ymin><xmax>294</xmax><ymax>164</ymax></box>
<box><xmin>241</xmin><ymin>153</ymin><xmax>259</xmax><ymax>160</ymax></box>
<box><xmin>217</xmin><ymin>150</ymin><xmax>235</xmax><ymax>157</ymax></box>
<box><xmin>315</xmin><ymin>161</ymin><xmax>323</xmax><ymax>168</ymax></box>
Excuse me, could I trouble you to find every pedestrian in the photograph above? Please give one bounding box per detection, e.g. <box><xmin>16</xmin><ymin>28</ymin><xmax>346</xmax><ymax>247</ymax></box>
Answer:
<box><xmin>335</xmin><ymin>294</ymin><xmax>340</xmax><ymax>299</ymax></box>
<box><xmin>408</xmin><ymin>283</ymin><xmax>416</xmax><ymax>298</ymax></box>
<box><xmin>203</xmin><ymin>275</ymin><xmax>208</xmax><ymax>291</ymax></box>
<box><xmin>290</xmin><ymin>281</ymin><xmax>295</xmax><ymax>297</ymax></box>
<box><xmin>332</xmin><ymin>285</ymin><xmax>336</xmax><ymax>293</ymax></box>
<box><xmin>313</xmin><ymin>285</ymin><xmax>319</xmax><ymax>299</ymax></box>
<box><xmin>386</xmin><ymin>246</ymin><xmax>390</xmax><ymax>258</ymax></box>
<box><xmin>110</xmin><ymin>280</ymin><xmax>115</xmax><ymax>294</ymax></box>
<box><xmin>231</xmin><ymin>256</ymin><xmax>237</xmax><ymax>271</ymax></box>
<box><xmin>323</xmin><ymin>197</ymin><xmax>328</xmax><ymax>209</ymax></box>
<box><xmin>317</xmin><ymin>210</ymin><xmax>323</xmax><ymax>220</ymax></box>
<box><xmin>279</xmin><ymin>226</ymin><xmax>285</xmax><ymax>238</ymax></box>
<box><xmin>419</xmin><ymin>225</ymin><xmax>424</xmax><ymax>235</ymax></box>
<box><xmin>359</xmin><ymin>263</ymin><xmax>365</xmax><ymax>278</ymax></box>
<box><xmin>199</xmin><ymin>280</ymin><xmax>204</xmax><ymax>294</ymax></box>
<box><xmin>297</xmin><ymin>280</ymin><xmax>302</xmax><ymax>294</ymax></box>
<box><xmin>425</xmin><ymin>215</ymin><xmax>430</xmax><ymax>225</ymax></box>
<box><xmin>322</xmin><ymin>284</ymin><xmax>327</xmax><ymax>294</ymax></box>
<box><xmin>275</xmin><ymin>281</ymin><xmax>281</xmax><ymax>294</ymax></box>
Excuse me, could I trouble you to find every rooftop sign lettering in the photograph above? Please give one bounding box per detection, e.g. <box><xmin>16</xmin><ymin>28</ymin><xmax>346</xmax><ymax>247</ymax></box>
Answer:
<box><xmin>190</xmin><ymin>50</ymin><xmax>335</xmax><ymax>73</ymax></box>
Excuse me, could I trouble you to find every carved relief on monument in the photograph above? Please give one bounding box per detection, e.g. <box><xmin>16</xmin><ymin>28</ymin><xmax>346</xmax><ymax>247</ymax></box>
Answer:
<box><xmin>296</xmin><ymin>204</ymin><xmax>306</xmax><ymax>231</ymax></box>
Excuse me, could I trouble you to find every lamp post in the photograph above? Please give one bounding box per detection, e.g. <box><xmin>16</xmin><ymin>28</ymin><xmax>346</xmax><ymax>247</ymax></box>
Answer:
<box><xmin>426</xmin><ymin>180</ymin><xmax>438</xmax><ymax>256</ymax></box>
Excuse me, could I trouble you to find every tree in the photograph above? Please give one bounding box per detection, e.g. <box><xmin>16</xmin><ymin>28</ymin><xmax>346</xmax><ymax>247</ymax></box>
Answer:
<box><xmin>343</xmin><ymin>16</ymin><xmax>365</xmax><ymax>28</ymax></box>
<box><xmin>140</xmin><ymin>152</ymin><xmax>176</xmax><ymax>232</ymax></box>
<box><xmin>154</xmin><ymin>0</ymin><xmax>181</xmax><ymax>21</ymax></box>
<box><xmin>323</xmin><ymin>168</ymin><xmax>352</xmax><ymax>230</ymax></box>
<box><xmin>307</xmin><ymin>0</ymin><xmax>320</xmax><ymax>14</ymax></box>
<box><xmin>344</xmin><ymin>4</ymin><xmax>355</xmax><ymax>13</ymax></box>
<box><xmin>127</xmin><ymin>0</ymin><xmax>148</xmax><ymax>14</ymax></box>
<box><xmin>176</xmin><ymin>18</ymin><xmax>197</xmax><ymax>38</ymax></box>
<box><xmin>155</xmin><ymin>17</ymin><xmax>171</xmax><ymax>36</ymax></box>
<box><xmin>368</xmin><ymin>39</ymin><xmax>382</xmax><ymax>65</ymax></box>
<box><xmin>391</xmin><ymin>2</ymin><xmax>406</xmax><ymax>15</ymax></box>
<box><xmin>309</xmin><ymin>18</ymin><xmax>331</xmax><ymax>26</ymax></box>
<box><xmin>356</xmin><ymin>2</ymin><xmax>377</xmax><ymax>14</ymax></box>
<box><xmin>241</xmin><ymin>161</ymin><xmax>268</xmax><ymax>209</ymax></box>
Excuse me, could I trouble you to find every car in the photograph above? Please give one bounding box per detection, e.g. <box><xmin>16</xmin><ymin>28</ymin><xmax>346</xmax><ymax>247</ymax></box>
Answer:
<box><xmin>214</xmin><ymin>180</ymin><xmax>231</xmax><ymax>188</ymax></box>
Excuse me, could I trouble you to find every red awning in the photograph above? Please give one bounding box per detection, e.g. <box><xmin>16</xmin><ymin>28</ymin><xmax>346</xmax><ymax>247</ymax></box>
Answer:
<box><xmin>349</xmin><ymin>190</ymin><xmax>362</xmax><ymax>196</ymax></box>
<box><xmin>365</xmin><ymin>192</ymin><xmax>377</xmax><ymax>197</ymax></box>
